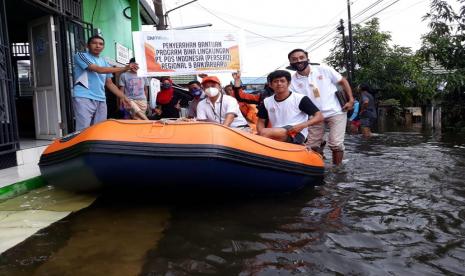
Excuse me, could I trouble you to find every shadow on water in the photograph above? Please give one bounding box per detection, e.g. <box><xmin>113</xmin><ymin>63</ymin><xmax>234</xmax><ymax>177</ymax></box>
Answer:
<box><xmin>1</xmin><ymin>128</ymin><xmax>465</xmax><ymax>275</ymax></box>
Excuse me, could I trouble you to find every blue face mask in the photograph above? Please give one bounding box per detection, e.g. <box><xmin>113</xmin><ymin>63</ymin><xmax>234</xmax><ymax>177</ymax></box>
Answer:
<box><xmin>191</xmin><ymin>88</ymin><xmax>202</xmax><ymax>97</ymax></box>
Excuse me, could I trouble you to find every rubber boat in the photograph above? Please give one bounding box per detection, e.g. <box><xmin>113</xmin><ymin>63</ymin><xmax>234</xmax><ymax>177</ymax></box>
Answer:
<box><xmin>39</xmin><ymin>120</ymin><xmax>324</xmax><ymax>194</ymax></box>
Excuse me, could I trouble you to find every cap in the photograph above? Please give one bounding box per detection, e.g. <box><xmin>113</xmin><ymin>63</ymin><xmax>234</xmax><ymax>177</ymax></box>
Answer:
<box><xmin>201</xmin><ymin>76</ymin><xmax>221</xmax><ymax>86</ymax></box>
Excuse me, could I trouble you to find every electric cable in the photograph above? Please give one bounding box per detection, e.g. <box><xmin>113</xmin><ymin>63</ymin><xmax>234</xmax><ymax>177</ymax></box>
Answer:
<box><xmin>259</xmin><ymin>0</ymin><xmax>403</xmax><ymax>78</ymax></box>
<box><xmin>196</xmin><ymin>3</ymin><xmax>336</xmax><ymax>44</ymax></box>
<box><xmin>91</xmin><ymin>0</ymin><xmax>99</xmax><ymax>24</ymax></box>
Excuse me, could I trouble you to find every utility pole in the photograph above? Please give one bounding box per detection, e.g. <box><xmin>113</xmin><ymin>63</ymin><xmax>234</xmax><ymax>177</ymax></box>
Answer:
<box><xmin>347</xmin><ymin>0</ymin><xmax>355</xmax><ymax>85</ymax></box>
<box><xmin>154</xmin><ymin>0</ymin><xmax>166</xmax><ymax>30</ymax></box>
<box><xmin>338</xmin><ymin>19</ymin><xmax>350</xmax><ymax>83</ymax></box>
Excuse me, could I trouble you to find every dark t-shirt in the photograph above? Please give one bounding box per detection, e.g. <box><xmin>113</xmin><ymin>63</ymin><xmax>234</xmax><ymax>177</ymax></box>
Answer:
<box><xmin>160</xmin><ymin>93</ymin><xmax>181</xmax><ymax>118</ymax></box>
<box><xmin>361</xmin><ymin>91</ymin><xmax>377</xmax><ymax>119</ymax></box>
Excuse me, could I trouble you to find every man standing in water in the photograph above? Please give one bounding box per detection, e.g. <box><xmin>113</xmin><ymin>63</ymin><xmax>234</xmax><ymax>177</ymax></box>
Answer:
<box><xmin>288</xmin><ymin>48</ymin><xmax>354</xmax><ymax>165</ymax></box>
<box><xmin>358</xmin><ymin>83</ymin><xmax>377</xmax><ymax>138</ymax></box>
<box><xmin>73</xmin><ymin>35</ymin><xmax>138</xmax><ymax>131</ymax></box>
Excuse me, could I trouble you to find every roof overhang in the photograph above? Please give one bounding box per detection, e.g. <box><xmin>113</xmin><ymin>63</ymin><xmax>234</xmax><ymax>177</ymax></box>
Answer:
<box><xmin>139</xmin><ymin>0</ymin><xmax>159</xmax><ymax>25</ymax></box>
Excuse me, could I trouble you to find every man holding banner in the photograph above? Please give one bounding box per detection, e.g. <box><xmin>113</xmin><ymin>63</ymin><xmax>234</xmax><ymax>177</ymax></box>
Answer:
<box><xmin>196</xmin><ymin>76</ymin><xmax>249</xmax><ymax>129</ymax></box>
<box><xmin>73</xmin><ymin>35</ymin><xmax>138</xmax><ymax>131</ymax></box>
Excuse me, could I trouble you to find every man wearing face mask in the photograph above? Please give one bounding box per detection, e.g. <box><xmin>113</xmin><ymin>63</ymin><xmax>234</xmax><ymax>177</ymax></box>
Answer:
<box><xmin>288</xmin><ymin>48</ymin><xmax>354</xmax><ymax>165</ymax></box>
<box><xmin>196</xmin><ymin>76</ymin><xmax>249</xmax><ymax>129</ymax></box>
<box><xmin>186</xmin><ymin>80</ymin><xmax>205</xmax><ymax>118</ymax></box>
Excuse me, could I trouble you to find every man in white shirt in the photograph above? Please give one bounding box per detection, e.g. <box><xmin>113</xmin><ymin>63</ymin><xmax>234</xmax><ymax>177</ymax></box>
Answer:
<box><xmin>196</xmin><ymin>76</ymin><xmax>249</xmax><ymax>129</ymax></box>
<box><xmin>257</xmin><ymin>70</ymin><xmax>323</xmax><ymax>144</ymax></box>
<box><xmin>288</xmin><ymin>48</ymin><xmax>354</xmax><ymax>165</ymax></box>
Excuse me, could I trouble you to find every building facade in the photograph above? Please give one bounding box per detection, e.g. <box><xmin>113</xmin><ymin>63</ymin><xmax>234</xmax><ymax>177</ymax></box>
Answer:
<box><xmin>0</xmin><ymin>0</ymin><xmax>158</xmax><ymax>169</ymax></box>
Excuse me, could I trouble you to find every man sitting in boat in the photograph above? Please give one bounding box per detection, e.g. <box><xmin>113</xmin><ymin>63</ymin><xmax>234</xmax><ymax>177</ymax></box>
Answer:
<box><xmin>186</xmin><ymin>80</ymin><xmax>206</xmax><ymax>118</ymax></box>
<box><xmin>257</xmin><ymin>70</ymin><xmax>324</xmax><ymax>144</ymax></box>
<box><xmin>196</xmin><ymin>76</ymin><xmax>250</xmax><ymax>130</ymax></box>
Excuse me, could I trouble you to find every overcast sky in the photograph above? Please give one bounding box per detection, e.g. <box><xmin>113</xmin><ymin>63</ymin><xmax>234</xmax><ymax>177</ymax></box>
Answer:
<box><xmin>164</xmin><ymin>0</ymin><xmax>434</xmax><ymax>78</ymax></box>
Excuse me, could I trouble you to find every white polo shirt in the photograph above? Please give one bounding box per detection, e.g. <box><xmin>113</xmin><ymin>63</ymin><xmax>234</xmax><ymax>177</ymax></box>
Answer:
<box><xmin>196</xmin><ymin>94</ymin><xmax>248</xmax><ymax>128</ymax></box>
<box><xmin>290</xmin><ymin>64</ymin><xmax>343</xmax><ymax>118</ymax></box>
<box><xmin>262</xmin><ymin>92</ymin><xmax>311</xmax><ymax>137</ymax></box>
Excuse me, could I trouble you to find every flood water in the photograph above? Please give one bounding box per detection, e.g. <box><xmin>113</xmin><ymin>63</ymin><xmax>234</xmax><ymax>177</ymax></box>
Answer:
<box><xmin>1</xmin><ymin>128</ymin><xmax>465</xmax><ymax>275</ymax></box>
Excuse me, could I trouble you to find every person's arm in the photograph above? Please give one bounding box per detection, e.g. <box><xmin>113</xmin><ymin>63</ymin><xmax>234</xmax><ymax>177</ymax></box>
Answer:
<box><xmin>222</xmin><ymin>97</ymin><xmax>242</xmax><ymax>127</ymax></box>
<box><xmin>196</xmin><ymin>101</ymin><xmax>208</xmax><ymax>121</ymax></box>
<box><xmin>118</xmin><ymin>85</ymin><xmax>125</xmax><ymax>108</ymax></box>
<box><xmin>232</xmin><ymin>71</ymin><xmax>261</xmax><ymax>104</ymax></box>
<box><xmin>288</xmin><ymin>112</ymin><xmax>324</xmax><ymax>137</ymax></box>
<box><xmin>257</xmin><ymin>118</ymin><xmax>266</xmax><ymax>134</ymax></box>
<box><xmin>256</xmin><ymin>103</ymin><xmax>269</xmax><ymax>135</ymax></box>
<box><xmin>106</xmin><ymin>78</ymin><xmax>130</xmax><ymax>106</ymax></box>
<box><xmin>233</xmin><ymin>87</ymin><xmax>261</xmax><ymax>104</ymax></box>
<box><xmin>232</xmin><ymin>71</ymin><xmax>242</xmax><ymax>88</ymax></box>
<box><xmin>338</xmin><ymin>78</ymin><xmax>354</xmax><ymax>111</ymax></box>
<box><xmin>87</xmin><ymin>62</ymin><xmax>138</xmax><ymax>74</ymax></box>
<box><xmin>223</xmin><ymin>113</ymin><xmax>235</xmax><ymax>127</ymax></box>
<box><xmin>286</xmin><ymin>96</ymin><xmax>324</xmax><ymax>135</ymax></box>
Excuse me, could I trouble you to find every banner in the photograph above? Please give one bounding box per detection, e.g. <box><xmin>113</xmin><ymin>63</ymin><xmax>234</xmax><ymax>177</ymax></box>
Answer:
<box><xmin>133</xmin><ymin>30</ymin><xmax>243</xmax><ymax>77</ymax></box>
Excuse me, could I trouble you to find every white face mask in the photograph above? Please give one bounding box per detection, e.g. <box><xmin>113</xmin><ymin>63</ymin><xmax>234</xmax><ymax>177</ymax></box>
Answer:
<box><xmin>204</xmin><ymin>87</ymin><xmax>220</xmax><ymax>98</ymax></box>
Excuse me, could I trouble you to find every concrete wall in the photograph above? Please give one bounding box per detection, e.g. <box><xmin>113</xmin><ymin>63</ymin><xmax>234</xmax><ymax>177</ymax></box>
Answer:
<box><xmin>423</xmin><ymin>105</ymin><xmax>442</xmax><ymax>130</ymax></box>
<box><xmin>82</xmin><ymin>0</ymin><xmax>139</xmax><ymax>62</ymax></box>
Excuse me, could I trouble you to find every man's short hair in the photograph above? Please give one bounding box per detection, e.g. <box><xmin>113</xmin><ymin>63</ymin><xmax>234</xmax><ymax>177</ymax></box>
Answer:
<box><xmin>87</xmin><ymin>35</ymin><xmax>105</xmax><ymax>45</ymax></box>
<box><xmin>267</xmin><ymin>70</ymin><xmax>291</xmax><ymax>83</ymax></box>
<box><xmin>129</xmin><ymin>57</ymin><xmax>135</xmax><ymax>63</ymax></box>
<box><xmin>187</xmin><ymin>80</ymin><xmax>201</xmax><ymax>86</ymax></box>
<box><xmin>287</xmin><ymin>48</ymin><xmax>308</xmax><ymax>60</ymax></box>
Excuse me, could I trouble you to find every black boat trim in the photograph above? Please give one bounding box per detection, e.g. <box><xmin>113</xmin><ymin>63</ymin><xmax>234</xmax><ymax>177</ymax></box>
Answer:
<box><xmin>39</xmin><ymin>141</ymin><xmax>324</xmax><ymax>176</ymax></box>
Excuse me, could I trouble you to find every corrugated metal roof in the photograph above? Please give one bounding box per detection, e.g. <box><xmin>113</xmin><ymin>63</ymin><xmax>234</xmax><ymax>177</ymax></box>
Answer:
<box><xmin>240</xmin><ymin>77</ymin><xmax>268</xmax><ymax>85</ymax></box>
<box><xmin>171</xmin><ymin>75</ymin><xmax>197</xmax><ymax>85</ymax></box>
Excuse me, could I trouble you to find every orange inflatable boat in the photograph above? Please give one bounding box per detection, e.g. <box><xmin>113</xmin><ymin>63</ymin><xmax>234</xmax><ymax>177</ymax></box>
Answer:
<box><xmin>39</xmin><ymin>120</ymin><xmax>324</xmax><ymax>194</ymax></box>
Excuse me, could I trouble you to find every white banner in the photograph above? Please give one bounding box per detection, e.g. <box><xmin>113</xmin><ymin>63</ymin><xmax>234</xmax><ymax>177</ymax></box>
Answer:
<box><xmin>133</xmin><ymin>30</ymin><xmax>243</xmax><ymax>77</ymax></box>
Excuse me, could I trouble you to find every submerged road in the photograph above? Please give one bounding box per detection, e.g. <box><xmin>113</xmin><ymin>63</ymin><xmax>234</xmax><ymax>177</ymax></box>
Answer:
<box><xmin>1</xmin><ymin>129</ymin><xmax>464</xmax><ymax>275</ymax></box>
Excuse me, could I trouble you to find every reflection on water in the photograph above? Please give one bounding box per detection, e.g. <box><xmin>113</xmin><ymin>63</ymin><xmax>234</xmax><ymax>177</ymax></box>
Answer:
<box><xmin>0</xmin><ymin>197</ymin><xmax>170</xmax><ymax>276</ymax></box>
<box><xmin>0</xmin><ymin>186</ymin><xmax>96</xmax><ymax>254</ymax></box>
<box><xmin>1</xmin><ymin>129</ymin><xmax>465</xmax><ymax>275</ymax></box>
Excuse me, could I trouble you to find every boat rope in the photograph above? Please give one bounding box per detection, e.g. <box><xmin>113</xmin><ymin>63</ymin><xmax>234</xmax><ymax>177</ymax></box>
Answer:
<box><xmin>108</xmin><ymin>119</ymin><xmax>311</xmax><ymax>153</ymax></box>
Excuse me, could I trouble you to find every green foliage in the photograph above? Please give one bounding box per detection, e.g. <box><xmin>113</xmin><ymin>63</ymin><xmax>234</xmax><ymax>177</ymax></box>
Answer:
<box><xmin>420</xmin><ymin>0</ymin><xmax>465</xmax><ymax>129</ymax></box>
<box><xmin>325</xmin><ymin>18</ymin><xmax>435</xmax><ymax>107</ymax></box>
<box><xmin>378</xmin><ymin>98</ymin><xmax>402</xmax><ymax>122</ymax></box>
<box><xmin>379</xmin><ymin>98</ymin><xmax>400</xmax><ymax>107</ymax></box>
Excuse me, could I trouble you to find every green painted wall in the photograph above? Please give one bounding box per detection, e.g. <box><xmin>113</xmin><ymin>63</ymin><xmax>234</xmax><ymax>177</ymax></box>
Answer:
<box><xmin>83</xmin><ymin>0</ymin><xmax>141</xmax><ymax>62</ymax></box>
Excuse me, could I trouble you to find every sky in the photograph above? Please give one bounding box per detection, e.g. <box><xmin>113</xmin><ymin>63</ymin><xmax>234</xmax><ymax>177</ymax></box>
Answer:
<box><xmin>163</xmin><ymin>0</ymin><xmax>434</xmax><ymax>79</ymax></box>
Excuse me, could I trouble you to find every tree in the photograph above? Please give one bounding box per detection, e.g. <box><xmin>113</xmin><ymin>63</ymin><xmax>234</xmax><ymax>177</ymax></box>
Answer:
<box><xmin>326</xmin><ymin>18</ymin><xmax>433</xmax><ymax>107</ymax></box>
<box><xmin>420</xmin><ymin>0</ymin><xmax>465</xmax><ymax>129</ymax></box>
<box><xmin>326</xmin><ymin>18</ymin><xmax>390</xmax><ymax>84</ymax></box>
